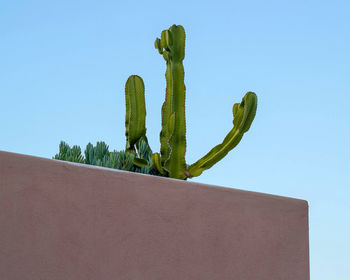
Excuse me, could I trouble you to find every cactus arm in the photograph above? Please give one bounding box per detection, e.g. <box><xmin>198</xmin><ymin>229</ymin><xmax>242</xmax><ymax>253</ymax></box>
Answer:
<box><xmin>156</xmin><ymin>25</ymin><xmax>187</xmax><ymax>179</ymax></box>
<box><xmin>151</xmin><ymin>152</ymin><xmax>167</xmax><ymax>175</ymax></box>
<box><xmin>188</xmin><ymin>92</ymin><xmax>257</xmax><ymax>178</ymax></box>
<box><xmin>125</xmin><ymin>75</ymin><xmax>148</xmax><ymax>151</ymax></box>
<box><xmin>133</xmin><ymin>157</ymin><xmax>149</xmax><ymax>167</ymax></box>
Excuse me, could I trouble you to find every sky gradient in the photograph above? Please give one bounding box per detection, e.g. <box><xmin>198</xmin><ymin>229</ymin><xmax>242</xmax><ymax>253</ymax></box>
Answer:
<box><xmin>1</xmin><ymin>0</ymin><xmax>349</xmax><ymax>278</ymax></box>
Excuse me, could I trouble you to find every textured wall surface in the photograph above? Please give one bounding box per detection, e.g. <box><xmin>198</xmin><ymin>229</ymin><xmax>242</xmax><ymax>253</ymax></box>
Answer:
<box><xmin>0</xmin><ymin>151</ymin><xmax>309</xmax><ymax>280</ymax></box>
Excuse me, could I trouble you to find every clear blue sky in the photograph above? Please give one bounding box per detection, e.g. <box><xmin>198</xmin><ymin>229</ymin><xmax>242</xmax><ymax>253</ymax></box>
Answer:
<box><xmin>1</xmin><ymin>0</ymin><xmax>349</xmax><ymax>278</ymax></box>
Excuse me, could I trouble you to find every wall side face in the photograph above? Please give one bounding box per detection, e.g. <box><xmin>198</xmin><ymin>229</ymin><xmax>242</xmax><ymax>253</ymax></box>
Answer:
<box><xmin>0</xmin><ymin>151</ymin><xmax>309</xmax><ymax>280</ymax></box>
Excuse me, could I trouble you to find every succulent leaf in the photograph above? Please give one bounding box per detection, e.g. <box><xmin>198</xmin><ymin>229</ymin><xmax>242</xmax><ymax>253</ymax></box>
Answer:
<box><xmin>84</xmin><ymin>143</ymin><xmax>94</xmax><ymax>164</ymax></box>
<box><xmin>53</xmin><ymin>141</ymin><xmax>70</xmax><ymax>161</ymax></box>
<box><xmin>53</xmin><ymin>141</ymin><xmax>84</xmax><ymax>163</ymax></box>
<box><xmin>70</xmin><ymin>145</ymin><xmax>84</xmax><ymax>163</ymax></box>
<box><xmin>95</xmin><ymin>141</ymin><xmax>109</xmax><ymax>161</ymax></box>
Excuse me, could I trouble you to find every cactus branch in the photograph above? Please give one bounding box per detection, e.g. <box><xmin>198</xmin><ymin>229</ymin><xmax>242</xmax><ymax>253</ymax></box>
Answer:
<box><xmin>188</xmin><ymin>92</ymin><xmax>257</xmax><ymax>178</ymax></box>
<box><xmin>156</xmin><ymin>25</ymin><xmax>187</xmax><ymax>179</ymax></box>
<box><xmin>125</xmin><ymin>75</ymin><xmax>148</xmax><ymax>152</ymax></box>
<box><xmin>151</xmin><ymin>152</ymin><xmax>167</xmax><ymax>175</ymax></box>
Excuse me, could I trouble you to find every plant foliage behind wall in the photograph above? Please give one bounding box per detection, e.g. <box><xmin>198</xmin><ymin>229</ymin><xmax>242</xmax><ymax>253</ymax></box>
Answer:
<box><xmin>53</xmin><ymin>139</ymin><xmax>157</xmax><ymax>175</ymax></box>
<box><xmin>54</xmin><ymin>24</ymin><xmax>258</xmax><ymax>180</ymax></box>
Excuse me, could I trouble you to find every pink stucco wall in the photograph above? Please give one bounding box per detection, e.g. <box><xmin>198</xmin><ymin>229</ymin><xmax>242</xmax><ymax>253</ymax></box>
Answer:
<box><xmin>0</xmin><ymin>151</ymin><xmax>309</xmax><ymax>279</ymax></box>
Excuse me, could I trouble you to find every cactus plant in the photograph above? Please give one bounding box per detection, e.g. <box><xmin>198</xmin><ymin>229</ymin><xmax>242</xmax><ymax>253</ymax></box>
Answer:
<box><xmin>54</xmin><ymin>24</ymin><xmax>257</xmax><ymax>180</ymax></box>
<box><xmin>126</xmin><ymin>24</ymin><xmax>257</xmax><ymax>180</ymax></box>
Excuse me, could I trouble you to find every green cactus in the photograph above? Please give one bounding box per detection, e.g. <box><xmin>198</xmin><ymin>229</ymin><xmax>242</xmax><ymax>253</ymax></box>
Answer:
<box><xmin>125</xmin><ymin>24</ymin><xmax>257</xmax><ymax>179</ymax></box>
<box><xmin>54</xmin><ymin>24</ymin><xmax>257</xmax><ymax>180</ymax></box>
<box><xmin>156</xmin><ymin>25</ymin><xmax>187</xmax><ymax>179</ymax></box>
